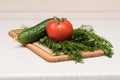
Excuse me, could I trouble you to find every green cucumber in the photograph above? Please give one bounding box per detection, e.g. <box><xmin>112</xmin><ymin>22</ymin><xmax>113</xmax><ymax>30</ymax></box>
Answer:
<box><xmin>17</xmin><ymin>18</ymin><xmax>53</xmax><ymax>44</ymax></box>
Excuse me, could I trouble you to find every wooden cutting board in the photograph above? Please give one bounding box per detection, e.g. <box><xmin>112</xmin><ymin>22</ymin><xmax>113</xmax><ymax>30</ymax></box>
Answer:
<box><xmin>8</xmin><ymin>29</ymin><xmax>104</xmax><ymax>62</ymax></box>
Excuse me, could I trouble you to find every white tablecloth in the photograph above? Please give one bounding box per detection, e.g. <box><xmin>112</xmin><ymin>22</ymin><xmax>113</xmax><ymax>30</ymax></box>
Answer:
<box><xmin>0</xmin><ymin>12</ymin><xmax>120</xmax><ymax>80</ymax></box>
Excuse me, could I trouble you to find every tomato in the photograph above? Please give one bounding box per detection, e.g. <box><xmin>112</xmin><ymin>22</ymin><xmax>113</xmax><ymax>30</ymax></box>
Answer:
<box><xmin>46</xmin><ymin>17</ymin><xmax>73</xmax><ymax>42</ymax></box>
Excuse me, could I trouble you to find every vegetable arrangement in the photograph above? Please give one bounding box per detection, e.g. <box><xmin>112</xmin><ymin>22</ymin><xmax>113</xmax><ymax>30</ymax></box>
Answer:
<box><xmin>16</xmin><ymin>17</ymin><xmax>113</xmax><ymax>63</ymax></box>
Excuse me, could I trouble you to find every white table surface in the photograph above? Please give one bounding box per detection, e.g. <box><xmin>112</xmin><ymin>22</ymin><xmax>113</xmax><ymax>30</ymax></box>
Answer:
<box><xmin>0</xmin><ymin>12</ymin><xmax>120</xmax><ymax>80</ymax></box>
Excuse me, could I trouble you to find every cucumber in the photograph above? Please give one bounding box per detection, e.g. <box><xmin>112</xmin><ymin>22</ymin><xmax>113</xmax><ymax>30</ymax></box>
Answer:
<box><xmin>17</xmin><ymin>18</ymin><xmax>53</xmax><ymax>44</ymax></box>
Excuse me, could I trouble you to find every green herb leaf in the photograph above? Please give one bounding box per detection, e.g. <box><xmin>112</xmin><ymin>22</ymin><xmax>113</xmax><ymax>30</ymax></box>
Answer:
<box><xmin>39</xmin><ymin>25</ymin><xmax>113</xmax><ymax>63</ymax></box>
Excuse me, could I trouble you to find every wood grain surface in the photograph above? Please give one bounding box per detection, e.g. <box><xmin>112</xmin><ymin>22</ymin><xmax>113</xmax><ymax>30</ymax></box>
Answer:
<box><xmin>8</xmin><ymin>29</ymin><xmax>104</xmax><ymax>62</ymax></box>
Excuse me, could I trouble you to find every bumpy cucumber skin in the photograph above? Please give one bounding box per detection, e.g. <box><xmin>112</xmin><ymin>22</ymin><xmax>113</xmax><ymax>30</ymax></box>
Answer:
<box><xmin>18</xmin><ymin>18</ymin><xmax>53</xmax><ymax>44</ymax></box>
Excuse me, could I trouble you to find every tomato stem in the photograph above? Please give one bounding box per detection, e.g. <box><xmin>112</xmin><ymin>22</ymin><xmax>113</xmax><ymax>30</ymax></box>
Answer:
<box><xmin>60</xmin><ymin>18</ymin><xmax>66</xmax><ymax>22</ymax></box>
<box><xmin>53</xmin><ymin>16</ymin><xmax>60</xmax><ymax>23</ymax></box>
<box><xmin>53</xmin><ymin>16</ymin><xmax>66</xmax><ymax>24</ymax></box>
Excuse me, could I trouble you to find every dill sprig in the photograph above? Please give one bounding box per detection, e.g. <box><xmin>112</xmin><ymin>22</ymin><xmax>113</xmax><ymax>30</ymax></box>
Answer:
<box><xmin>39</xmin><ymin>25</ymin><xmax>113</xmax><ymax>62</ymax></box>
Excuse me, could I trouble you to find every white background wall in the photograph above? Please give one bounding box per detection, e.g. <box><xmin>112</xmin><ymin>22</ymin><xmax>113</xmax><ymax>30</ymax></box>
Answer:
<box><xmin>0</xmin><ymin>0</ymin><xmax>120</xmax><ymax>20</ymax></box>
<box><xmin>0</xmin><ymin>0</ymin><xmax>120</xmax><ymax>12</ymax></box>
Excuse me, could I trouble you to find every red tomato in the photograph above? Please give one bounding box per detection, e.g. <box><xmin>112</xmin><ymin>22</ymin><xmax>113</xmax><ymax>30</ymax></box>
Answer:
<box><xmin>46</xmin><ymin>17</ymin><xmax>73</xmax><ymax>42</ymax></box>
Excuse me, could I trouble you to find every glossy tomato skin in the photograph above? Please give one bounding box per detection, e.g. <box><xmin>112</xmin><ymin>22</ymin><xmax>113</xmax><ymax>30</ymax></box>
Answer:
<box><xmin>46</xmin><ymin>19</ymin><xmax>73</xmax><ymax>42</ymax></box>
